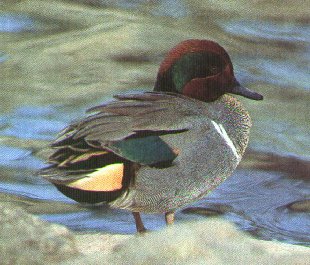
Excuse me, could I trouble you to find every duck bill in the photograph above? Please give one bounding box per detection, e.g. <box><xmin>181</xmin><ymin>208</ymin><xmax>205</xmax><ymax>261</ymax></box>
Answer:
<box><xmin>230</xmin><ymin>81</ymin><xmax>263</xmax><ymax>100</ymax></box>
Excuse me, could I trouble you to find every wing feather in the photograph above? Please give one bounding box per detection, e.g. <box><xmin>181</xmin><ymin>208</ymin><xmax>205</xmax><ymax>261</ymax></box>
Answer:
<box><xmin>41</xmin><ymin>92</ymin><xmax>204</xmax><ymax>184</ymax></box>
<box><xmin>52</xmin><ymin>92</ymin><xmax>199</xmax><ymax>148</ymax></box>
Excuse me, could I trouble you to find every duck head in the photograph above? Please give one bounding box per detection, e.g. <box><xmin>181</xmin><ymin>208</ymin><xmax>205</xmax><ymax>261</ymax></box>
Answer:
<box><xmin>154</xmin><ymin>39</ymin><xmax>263</xmax><ymax>102</ymax></box>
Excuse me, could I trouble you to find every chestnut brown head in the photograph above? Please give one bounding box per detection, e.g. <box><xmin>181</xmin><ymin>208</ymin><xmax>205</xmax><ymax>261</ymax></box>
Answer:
<box><xmin>154</xmin><ymin>39</ymin><xmax>263</xmax><ymax>102</ymax></box>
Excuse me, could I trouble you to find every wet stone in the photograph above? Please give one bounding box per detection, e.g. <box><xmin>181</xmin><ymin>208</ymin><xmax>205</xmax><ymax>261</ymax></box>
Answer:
<box><xmin>182</xmin><ymin>204</ymin><xmax>232</xmax><ymax>216</ymax></box>
<box><xmin>287</xmin><ymin>199</ymin><xmax>310</xmax><ymax>213</ymax></box>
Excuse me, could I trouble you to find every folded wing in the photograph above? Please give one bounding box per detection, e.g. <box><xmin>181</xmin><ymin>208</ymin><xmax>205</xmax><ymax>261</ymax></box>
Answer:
<box><xmin>40</xmin><ymin>92</ymin><xmax>200</xmax><ymax>195</ymax></box>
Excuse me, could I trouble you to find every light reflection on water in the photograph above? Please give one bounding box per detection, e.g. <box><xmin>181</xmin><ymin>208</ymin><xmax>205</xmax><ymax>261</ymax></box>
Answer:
<box><xmin>250</xmin><ymin>119</ymin><xmax>310</xmax><ymax>160</ymax></box>
<box><xmin>0</xmin><ymin>13</ymin><xmax>35</xmax><ymax>33</ymax></box>
<box><xmin>221</xmin><ymin>20</ymin><xmax>310</xmax><ymax>91</ymax></box>
<box><xmin>89</xmin><ymin>0</ymin><xmax>188</xmax><ymax>18</ymax></box>
<box><xmin>237</xmin><ymin>57</ymin><xmax>310</xmax><ymax>91</ymax></box>
<box><xmin>0</xmin><ymin>105</ymin><xmax>90</xmax><ymax>141</ymax></box>
<box><xmin>0</xmin><ymin>1</ymin><xmax>309</xmax><ymax>246</ymax></box>
<box><xmin>222</xmin><ymin>20</ymin><xmax>310</xmax><ymax>43</ymax></box>
<box><xmin>0</xmin><ymin>52</ymin><xmax>9</xmax><ymax>63</ymax></box>
<box><xmin>0</xmin><ymin>146</ymin><xmax>42</xmax><ymax>169</ymax></box>
<box><xmin>151</xmin><ymin>0</ymin><xmax>188</xmax><ymax>18</ymax></box>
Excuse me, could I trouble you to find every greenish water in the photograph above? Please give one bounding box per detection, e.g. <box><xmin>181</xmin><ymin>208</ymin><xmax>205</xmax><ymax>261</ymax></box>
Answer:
<box><xmin>0</xmin><ymin>0</ymin><xmax>309</xmax><ymax>245</ymax></box>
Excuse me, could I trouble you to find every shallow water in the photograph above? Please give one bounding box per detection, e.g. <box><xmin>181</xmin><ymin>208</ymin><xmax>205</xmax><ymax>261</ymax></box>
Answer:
<box><xmin>0</xmin><ymin>0</ymin><xmax>309</xmax><ymax>245</ymax></box>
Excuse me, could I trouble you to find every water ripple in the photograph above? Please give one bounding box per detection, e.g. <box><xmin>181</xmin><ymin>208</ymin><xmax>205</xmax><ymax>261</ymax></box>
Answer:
<box><xmin>193</xmin><ymin>169</ymin><xmax>310</xmax><ymax>245</ymax></box>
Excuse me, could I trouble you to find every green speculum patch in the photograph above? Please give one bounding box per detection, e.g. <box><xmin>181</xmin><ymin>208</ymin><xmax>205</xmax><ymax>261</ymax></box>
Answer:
<box><xmin>109</xmin><ymin>135</ymin><xmax>177</xmax><ymax>166</ymax></box>
<box><xmin>171</xmin><ymin>52</ymin><xmax>225</xmax><ymax>92</ymax></box>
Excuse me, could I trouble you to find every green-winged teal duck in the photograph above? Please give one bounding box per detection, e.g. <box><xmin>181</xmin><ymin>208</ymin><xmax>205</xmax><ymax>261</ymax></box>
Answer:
<box><xmin>40</xmin><ymin>39</ymin><xmax>263</xmax><ymax>232</ymax></box>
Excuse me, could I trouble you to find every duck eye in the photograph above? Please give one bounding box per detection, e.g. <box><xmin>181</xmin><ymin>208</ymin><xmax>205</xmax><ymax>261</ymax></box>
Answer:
<box><xmin>210</xmin><ymin>66</ymin><xmax>219</xmax><ymax>75</ymax></box>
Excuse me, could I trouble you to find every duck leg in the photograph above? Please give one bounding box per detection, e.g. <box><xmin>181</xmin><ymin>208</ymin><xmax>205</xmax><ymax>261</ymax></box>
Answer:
<box><xmin>165</xmin><ymin>211</ymin><xmax>175</xmax><ymax>226</ymax></box>
<box><xmin>132</xmin><ymin>212</ymin><xmax>147</xmax><ymax>233</ymax></box>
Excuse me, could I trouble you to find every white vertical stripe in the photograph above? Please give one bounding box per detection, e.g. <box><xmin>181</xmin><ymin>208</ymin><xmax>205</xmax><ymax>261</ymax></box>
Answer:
<box><xmin>211</xmin><ymin>120</ymin><xmax>240</xmax><ymax>161</ymax></box>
